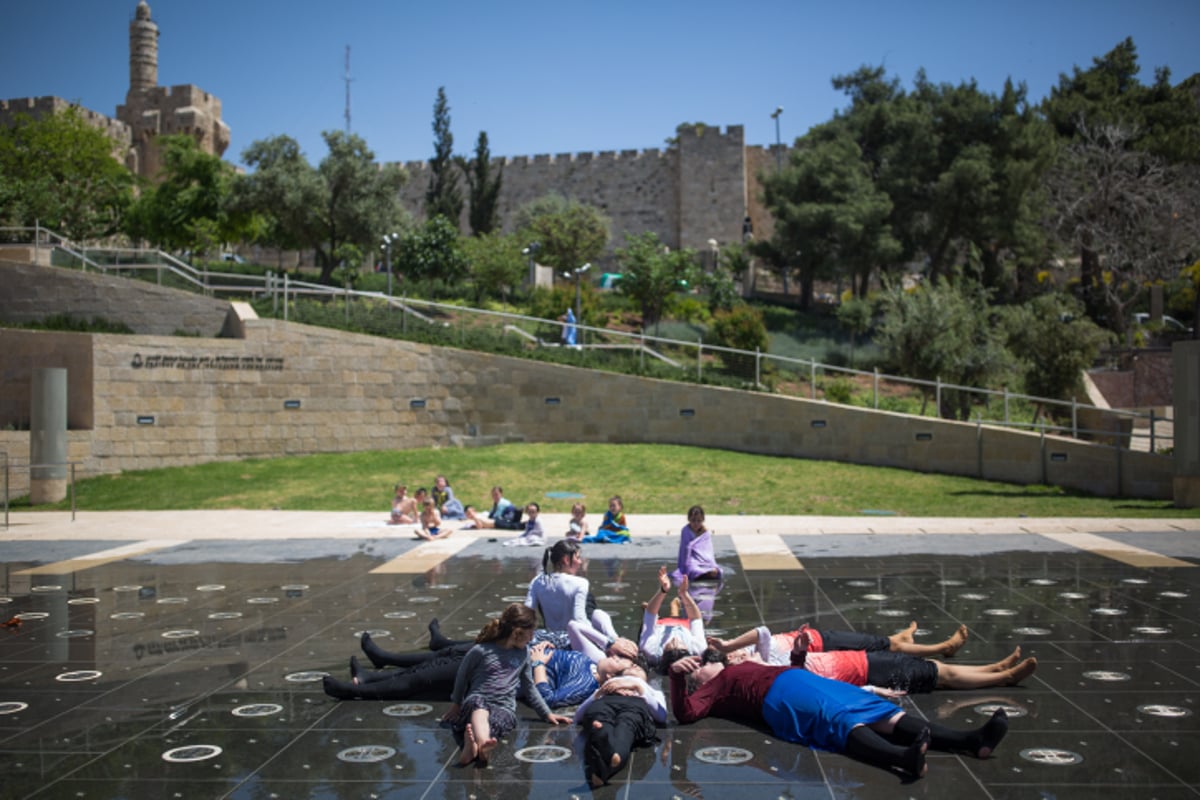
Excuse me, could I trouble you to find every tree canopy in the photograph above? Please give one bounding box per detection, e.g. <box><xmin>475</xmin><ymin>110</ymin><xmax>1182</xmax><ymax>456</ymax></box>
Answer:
<box><xmin>425</xmin><ymin>87</ymin><xmax>463</xmax><ymax>228</ymax></box>
<box><xmin>0</xmin><ymin>106</ymin><xmax>134</xmax><ymax>240</ymax></box>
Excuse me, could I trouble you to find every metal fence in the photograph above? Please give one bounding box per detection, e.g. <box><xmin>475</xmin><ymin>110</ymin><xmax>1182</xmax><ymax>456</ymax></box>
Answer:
<box><xmin>1</xmin><ymin>226</ymin><xmax>1174</xmax><ymax>454</ymax></box>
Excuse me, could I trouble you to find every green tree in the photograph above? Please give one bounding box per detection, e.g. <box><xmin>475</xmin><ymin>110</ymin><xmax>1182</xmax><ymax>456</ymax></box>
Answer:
<box><xmin>461</xmin><ymin>231</ymin><xmax>526</xmax><ymax>302</ymax></box>
<box><xmin>615</xmin><ymin>231</ymin><xmax>698</xmax><ymax>333</ymax></box>
<box><xmin>1000</xmin><ymin>292</ymin><xmax>1113</xmax><ymax>420</ymax></box>
<box><xmin>458</xmin><ymin>131</ymin><xmax>503</xmax><ymax>236</ymax></box>
<box><xmin>1041</xmin><ymin>38</ymin><xmax>1200</xmax><ymax>323</ymax></box>
<box><xmin>0</xmin><ymin>105</ymin><xmax>134</xmax><ymax>240</ymax></box>
<box><xmin>394</xmin><ymin>215</ymin><xmax>467</xmax><ymax>284</ymax></box>
<box><xmin>514</xmin><ymin>193</ymin><xmax>610</xmax><ymax>272</ymax></box>
<box><xmin>126</xmin><ymin>134</ymin><xmax>242</xmax><ymax>253</ymax></box>
<box><xmin>875</xmin><ymin>278</ymin><xmax>1013</xmax><ymax>419</ymax></box>
<box><xmin>233</xmin><ymin>135</ymin><xmax>323</xmax><ymax>258</ymax></box>
<box><xmin>836</xmin><ymin>296</ymin><xmax>874</xmax><ymax>367</ymax></box>
<box><xmin>313</xmin><ymin>130</ymin><xmax>407</xmax><ymax>284</ymax></box>
<box><xmin>425</xmin><ymin>87</ymin><xmax>463</xmax><ymax>228</ymax></box>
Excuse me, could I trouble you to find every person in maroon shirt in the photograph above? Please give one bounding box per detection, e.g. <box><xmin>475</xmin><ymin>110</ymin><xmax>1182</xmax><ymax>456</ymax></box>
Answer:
<box><xmin>669</xmin><ymin>648</ymin><xmax>1009</xmax><ymax>779</ymax></box>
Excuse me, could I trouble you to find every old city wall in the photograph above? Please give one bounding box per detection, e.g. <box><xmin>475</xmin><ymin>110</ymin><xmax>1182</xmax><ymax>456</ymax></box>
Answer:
<box><xmin>0</xmin><ymin>266</ymin><xmax>1172</xmax><ymax>501</ymax></box>
<box><xmin>395</xmin><ymin>125</ymin><xmax>768</xmax><ymax>257</ymax></box>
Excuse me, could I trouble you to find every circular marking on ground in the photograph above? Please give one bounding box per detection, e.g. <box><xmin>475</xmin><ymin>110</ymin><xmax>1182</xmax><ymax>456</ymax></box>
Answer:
<box><xmin>1014</xmin><ymin>627</ymin><xmax>1052</xmax><ymax>636</ymax></box>
<box><xmin>1159</xmin><ymin>591</ymin><xmax>1189</xmax><ymax>599</ymax></box>
<box><xmin>602</xmin><ymin>582</ymin><xmax>627</xmax><ymax>589</ymax></box>
<box><xmin>284</xmin><ymin>671</ymin><xmax>329</xmax><ymax>683</ymax></box>
<box><xmin>1120</xmin><ymin>578</ymin><xmax>1149</xmax><ymax>585</ymax></box>
<box><xmin>694</xmin><ymin>746</ymin><xmax>754</xmax><ymax>765</ymax></box>
<box><xmin>958</xmin><ymin>593</ymin><xmax>988</xmax><ymax>601</ymax></box>
<box><xmin>501</xmin><ymin>596</ymin><xmax>528</xmax><ymax>603</ymax></box>
<box><xmin>208</xmin><ymin>611</ymin><xmax>243</xmax><ymax>620</ymax></box>
<box><xmin>1020</xmin><ymin>748</ymin><xmax>1082</xmax><ymax>765</ymax></box>
<box><xmin>112</xmin><ymin>585</ymin><xmax>142</xmax><ymax>592</ymax></box>
<box><xmin>157</xmin><ymin>597</ymin><xmax>188</xmax><ymax>605</ymax></box>
<box><xmin>111</xmin><ymin>611</ymin><xmax>145</xmax><ymax>620</ymax></box>
<box><xmin>382</xmin><ymin>611</ymin><xmax>416</xmax><ymax>619</ymax></box>
<box><xmin>1082</xmin><ymin>670</ymin><xmax>1131</xmax><ymax>682</ymax></box>
<box><xmin>597</xmin><ymin>595</ymin><xmax>624</xmax><ymax>603</ymax></box>
<box><xmin>232</xmin><ymin>703</ymin><xmax>283</xmax><ymax>718</ymax></box>
<box><xmin>846</xmin><ymin>580</ymin><xmax>875</xmax><ymax>587</ymax></box>
<box><xmin>514</xmin><ymin>745</ymin><xmax>572</xmax><ymax>763</ymax></box>
<box><xmin>14</xmin><ymin>612</ymin><xmax>49</xmax><ymax>621</ymax></box>
<box><xmin>937</xmin><ymin>579</ymin><xmax>966</xmax><ymax>586</ymax></box>
<box><xmin>409</xmin><ymin>596</ymin><xmax>437</xmax><ymax>604</ymax></box>
<box><xmin>861</xmin><ymin>593</ymin><xmax>889</xmax><ymax>601</ymax></box>
<box><xmin>56</xmin><ymin>670</ymin><xmax>102</xmax><ymax>682</ymax></box>
<box><xmin>1058</xmin><ymin>592</ymin><xmax>1087</xmax><ymax>600</ymax></box>
<box><xmin>1028</xmin><ymin>578</ymin><xmax>1058</xmax><ymax>586</ymax></box>
<box><xmin>0</xmin><ymin>702</ymin><xmax>29</xmax><ymax>715</ymax></box>
<box><xmin>163</xmin><ymin>745</ymin><xmax>222</xmax><ymax>763</ymax></box>
<box><xmin>382</xmin><ymin>703</ymin><xmax>433</xmax><ymax>718</ymax></box>
<box><xmin>984</xmin><ymin>608</ymin><xmax>1018</xmax><ymax>617</ymax></box>
<box><xmin>877</xmin><ymin>609</ymin><xmax>910</xmax><ymax>617</ymax></box>
<box><xmin>0</xmin><ymin>597</ymin><xmax>12</xmax><ymax>604</ymax></box>
<box><xmin>1137</xmin><ymin>704</ymin><xmax>1191</xmax><ymax>718</ymax></box>
<box><xmin>162</xmin><ymin>629</ymin><xmax>200</xmax><ymax>639</ymax></box>
<box><xmin>280</xmin><ymin>584</ymin><xmax>309</xmax><ymax>591</ymax></box>
<box><xmin>429</xmin><ymin>584</ymin><xmax>458</xmax><ymax>591</ymax></box>
<box><xmin>707</xmin><ymin>609</ymin><xmax>724</xmax><ymax>617</ymax></box>
<box><xmin>514</xmin><ymin>582</ymin><xmax>531</xmax><ymax>589</ymax></box>
<box><xmin>354</xmin><ymin>630</ymin><xmax>390</xmax><ymax>639</ymax></box>
<box><xmin>196</xmin><ymin>584</ymin><xmax>225</xmax><ymax>592</ymax></box>
<box><xmin>1090</xmin><ymin>607</ymin><xmax>1126</xmax><ymax>616</ymax></box>
<box><xmin>336</xmin><ymin>745</ymin><xmax>396</xmax><ymax>763</ymax></box>
<box><xmin>56</xmin><ymin>630</ymin><xmax>94</xmax><ymax>639</ymax></box>
<box><xmin>247</xmin><ymin>597</ymin><xmax>278</xmax><ymax>604</ymax></box>
<box><xmin>974</xmin><ymin>703</ymin><xmax>1027</xmax><ymax>718</ymax></box>
<box><xmin>1132</xmin><ymin>626</ymin><xmax>1170</xmax><ymax>635</ymax></box>
<box><xmin>68</xmin><ymin>597</ymin><xmax>101</xmax><ymax>605</ymax></box>
<box><xmin>485</xmin><ymin>610</ymin><xmax>502</xmax><ymax>619</ymax></box>
<box><xmin>31</xmin><ymin>585</ymin><xmax>62</xmax><ymax>593</ymax></box>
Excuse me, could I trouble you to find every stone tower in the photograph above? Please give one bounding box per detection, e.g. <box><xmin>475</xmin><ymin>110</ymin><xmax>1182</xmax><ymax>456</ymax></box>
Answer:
<box><xmin>115</xmin><ymin>1</ymin><xmax>230</xmax><ymax>179</ymax></box>
<box><xmin>128</xmin><ymin>1</ymin><xmax>158</xmax><ymax>96</ymax></box>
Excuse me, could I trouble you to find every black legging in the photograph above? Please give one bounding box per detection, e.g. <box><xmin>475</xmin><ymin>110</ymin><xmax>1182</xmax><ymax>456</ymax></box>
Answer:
<box><xmin>323</xmin><ymin>650</ymin><xmax>465</xmax><ymax>700</ymax></box>
<box><xmin>579</xmin><ymin>695</ymin><xmax>659</xmax><ymax>786</ymax></box>
<box><xmin>842</xmin><ymin>710</ymin><xmax>1009</xmax><ymax>777</ymax></box>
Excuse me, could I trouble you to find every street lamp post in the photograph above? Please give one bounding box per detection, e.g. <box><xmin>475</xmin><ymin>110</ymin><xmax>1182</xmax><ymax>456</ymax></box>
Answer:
<box><xmin>559</xmin><ymin>262</ymin><xmax>590</xmax><ymax>347</ymax></box>
<box><xmin>771</xmin><ymin>106</ymin><xmax>784</xmax><ymax>173</ymax></box>
<box><xmin>381</xmin><ymin>232</ymin><xmax>399</xmax><ymax>300</ymax></box>
<box><xmin>522</xmin><ymin>241</ymin><xmax>541</xmax><ymax>287</ymax></box>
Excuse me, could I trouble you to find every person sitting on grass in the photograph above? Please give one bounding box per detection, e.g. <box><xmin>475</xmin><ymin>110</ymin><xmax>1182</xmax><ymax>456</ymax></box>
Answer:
<box><xmin>388</xmin><ymin>483</ymin><xmax>418</xmax><ymax>525</ymax></box>
<box><xmin>464</xmin><ymin>486</ymin><xmax>522</xmax><ymax>530</ymax></box>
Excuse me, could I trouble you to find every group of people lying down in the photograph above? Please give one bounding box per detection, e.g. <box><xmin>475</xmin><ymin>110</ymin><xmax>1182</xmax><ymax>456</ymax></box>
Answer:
<box><xmin>321</xmin><ymin>536</ymin><xmax>1036</xmax><ymax>785</ymax></box>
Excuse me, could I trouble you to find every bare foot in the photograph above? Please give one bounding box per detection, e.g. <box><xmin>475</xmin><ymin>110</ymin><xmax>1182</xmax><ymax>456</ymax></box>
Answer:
<box><xmin>477</xmin><ymin>737</ymin><xmax>498</xmax><ymax>766</ymax></box>
<box><xmin>1004</xmin><ymin>657</ymin><xmax>1037</xmax><ymax>686</ymax></box>
<box><xmin>458</xmin><ymin>725</ymin><xmax>478</xmax><ymax>766</ymax></box>
<box><xmin>894</xmin><ymin>620</ymin><xmax>918</xmax><ymax>644</ymax></box>
<box><xmin>996</xmin><ymin>646</ymin><xmax>1022</xmax><ymax>671</ymax></box>
<box><xmin>592</xmin><ymin>720</ymin><xmax>603</xmax><ymax>729</ymax></box>
<box><xmin>610</xmin><ymin>752</ymin><xmax>622</xmax><ymax>770</ymax></box>
<box><xmin>942</xmin><ymin>624</ymin><xmax>969</xmax><ymax>657</ymax></box>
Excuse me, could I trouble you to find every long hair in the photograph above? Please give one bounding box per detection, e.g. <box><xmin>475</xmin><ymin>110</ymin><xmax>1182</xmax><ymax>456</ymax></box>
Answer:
<box><xmin>475</xmin><ymin>603</ymin><xmax>537</xmax><ymax>644</ymax></box>
<box><xmin>542</xmin><ymin>538</ymin><xmax>581</xmax><ymax>574</ymax></box>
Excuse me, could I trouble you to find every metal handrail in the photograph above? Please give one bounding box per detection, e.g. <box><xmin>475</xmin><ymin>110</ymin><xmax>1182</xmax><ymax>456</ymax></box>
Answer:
<box><xmin>1</xmin><ymin>226</ymin><xmax>1173</xmax><ymax>452</ymax></box>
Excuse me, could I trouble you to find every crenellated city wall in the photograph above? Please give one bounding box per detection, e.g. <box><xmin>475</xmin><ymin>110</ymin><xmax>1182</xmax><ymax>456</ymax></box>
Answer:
<box><xmin>395</xmin><ymin>124</ymin><xmax>782</xmax><ymax>257</ymax></box>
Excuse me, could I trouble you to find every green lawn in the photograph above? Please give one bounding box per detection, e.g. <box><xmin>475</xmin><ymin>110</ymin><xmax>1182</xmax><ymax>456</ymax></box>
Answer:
<box><xmin>19</xmin><ymin>443</ymin><xmax>1197</xmax><ymax>518</ymax></box>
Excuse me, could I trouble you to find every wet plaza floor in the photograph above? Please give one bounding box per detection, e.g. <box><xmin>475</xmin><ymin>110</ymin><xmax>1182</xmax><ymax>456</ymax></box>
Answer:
<box><xmin>2</xmin><ymin>523</ymin><xmax>1199</xmax><ymax>799</ymax></box>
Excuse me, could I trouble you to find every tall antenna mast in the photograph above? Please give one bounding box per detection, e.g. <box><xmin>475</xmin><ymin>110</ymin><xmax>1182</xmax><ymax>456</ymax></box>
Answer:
<box><xmin>344</xmin><ymin>45</ymin><xmax>353</xmax><ymax>134</ymax></box>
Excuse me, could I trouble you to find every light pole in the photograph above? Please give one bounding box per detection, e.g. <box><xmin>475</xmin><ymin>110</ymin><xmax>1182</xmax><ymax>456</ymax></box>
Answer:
<box><xmin>771</xmin><ymin>106</ymin><xmax>784</xmax><ymax>173</ymax></box>
<box><xmin>381</xmin><ymin>233</ymin><xmax>399</xmax><ymax>299</ymax></box>
<box><xmin>522</xmin><ymin>241</ymin><xmax>541</xmax><ymax>287</ymax></box>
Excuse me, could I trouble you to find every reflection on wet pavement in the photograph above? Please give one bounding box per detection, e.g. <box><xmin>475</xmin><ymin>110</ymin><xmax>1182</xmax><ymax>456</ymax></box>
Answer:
<box><xmin>1</xmin><ymin>530</ymin><xmax>1198</xmax><ymax>799</ymax></box>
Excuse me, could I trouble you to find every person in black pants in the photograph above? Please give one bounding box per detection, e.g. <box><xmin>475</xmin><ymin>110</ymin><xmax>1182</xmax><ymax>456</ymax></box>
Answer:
<box><xmin>322</xmin><ymin>625</ymin><xmax>470</xmax><ymax>701</ymax></box>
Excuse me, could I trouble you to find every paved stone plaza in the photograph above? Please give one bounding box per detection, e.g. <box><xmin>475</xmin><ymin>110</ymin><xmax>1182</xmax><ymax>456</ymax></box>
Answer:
<box><xmin>2</xmin><ymin>512</ymin><xmax>1199</xmax><ymax>799</ymax></box>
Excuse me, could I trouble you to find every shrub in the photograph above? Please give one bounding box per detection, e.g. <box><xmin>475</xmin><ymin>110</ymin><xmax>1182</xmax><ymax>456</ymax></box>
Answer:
<box><xmin>707</xmin><ymin>305</ymin><xmax>768</xmax><ymax>353</ymax></box>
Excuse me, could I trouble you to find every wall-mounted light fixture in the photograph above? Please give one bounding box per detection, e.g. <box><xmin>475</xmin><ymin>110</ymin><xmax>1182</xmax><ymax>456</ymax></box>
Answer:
<box><xmin>283</xmin><ymin>400</ymin><xmax>301</xmax><ymax>409</ymax></box>
<box><xmin>915</xmin><ymin>432</ymin><xmax>933</xmax><ymax>441</ymax></box>
<box><xmin>679</xmin><ymin>409</ymin><xmax>695</xmax><ymax>418</ymax></box>
<box><xmin>545</xmin><ymin>397</ymin><xmax>561</xmax><ymax>406</ymax></box>
<box><xmin>136</xmin><ymin>415</ymin><xmax>155</xmax><ymax>425</ymax></box>
<box><xmin>1050</xmin><ymin>452</ymin><xmax>1068</xmax><ymax>462</ymax></box>
<box><xmin>811</xmin><ymin>420</ymin><xmax>827</xmax><ymax>429</ymax></box>
<box><xmin>409</xmin><ymin>399</ymin><xmax>426</xmax><ymax>410</ymax></box>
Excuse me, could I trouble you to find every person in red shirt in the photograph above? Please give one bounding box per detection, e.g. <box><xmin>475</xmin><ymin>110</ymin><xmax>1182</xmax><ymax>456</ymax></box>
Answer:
<box><xmin>669</xmin><ymin>648</ymin><xmax>1009</xmax><ymax>779</ymax></box>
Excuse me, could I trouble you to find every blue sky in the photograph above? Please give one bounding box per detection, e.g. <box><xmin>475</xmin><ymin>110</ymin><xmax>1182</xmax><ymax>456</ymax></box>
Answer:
<box><xmin>3</xmin><ymin>1</ymin><xmax>1198</xmax><ymax>169</ymax></box>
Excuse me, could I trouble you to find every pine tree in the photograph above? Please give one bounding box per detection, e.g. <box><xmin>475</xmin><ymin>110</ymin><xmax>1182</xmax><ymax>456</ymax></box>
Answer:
<box><xmin>425</xmin><ymin>87</ymin><xmax>463</xmax><ymax>229</ymax></box>
<box><xmin>459</xmin><ymin>130</ymin><xmax>503</xmax><ymax>236</ymax></box>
